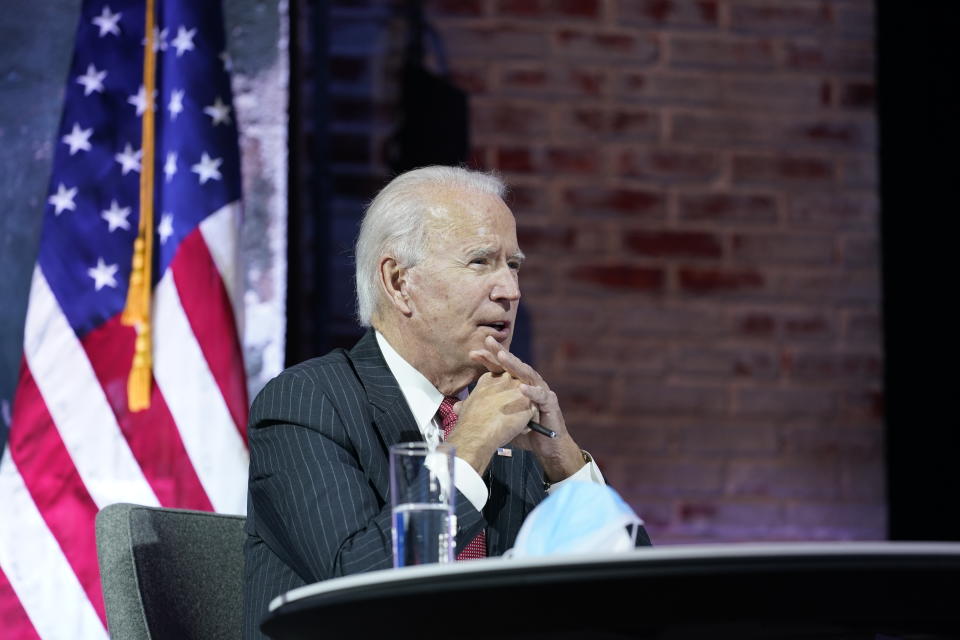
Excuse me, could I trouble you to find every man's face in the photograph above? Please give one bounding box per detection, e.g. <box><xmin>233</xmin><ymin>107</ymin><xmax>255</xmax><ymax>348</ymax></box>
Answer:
<box><xmin>402</xmin><ymin>187</ymin><xmax>523</xmax><ymax>380</ymax></box>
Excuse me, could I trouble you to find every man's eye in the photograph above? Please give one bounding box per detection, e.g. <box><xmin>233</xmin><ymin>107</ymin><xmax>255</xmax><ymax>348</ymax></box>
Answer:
<box><xmin>470</xmin><ymin>258</ymin><xmax>487</xmax><ymax>265</ymax></box>
<box><xmin>508</xmin><ymin>261</ymin><xmax>521</xmax><ymax>270</ymax></box>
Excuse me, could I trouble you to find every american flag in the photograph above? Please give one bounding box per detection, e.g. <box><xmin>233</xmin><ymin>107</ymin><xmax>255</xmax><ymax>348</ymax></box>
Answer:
<box><xmin>0</xmin><ymin>1</ymin><xmax>249</xmax><ymax>637</ymax></box>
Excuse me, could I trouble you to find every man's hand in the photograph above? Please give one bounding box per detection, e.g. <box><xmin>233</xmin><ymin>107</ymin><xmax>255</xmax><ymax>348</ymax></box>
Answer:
<box><xmin>469</xmin><ymin>336</ymin><xmax>587</xmax><ymax>483</ymax></box>
<box><xmin>445</xmin><ymin>371</ymin><xmax>536</xmax><ymax>476</ymax></box>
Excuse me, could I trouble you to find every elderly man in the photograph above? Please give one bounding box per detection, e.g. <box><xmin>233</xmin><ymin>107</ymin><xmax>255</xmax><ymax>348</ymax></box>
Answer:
<box><xmin>242</xmin><ymin>166</ymin><xmax>649</xmax><ymax>638</ymax></box>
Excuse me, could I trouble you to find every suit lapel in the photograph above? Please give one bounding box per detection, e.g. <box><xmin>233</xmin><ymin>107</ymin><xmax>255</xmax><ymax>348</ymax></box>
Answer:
<box><xmin>347</xmin><ymin>330</ymin><xmax>422</xmax><ymax>501</ymax></box>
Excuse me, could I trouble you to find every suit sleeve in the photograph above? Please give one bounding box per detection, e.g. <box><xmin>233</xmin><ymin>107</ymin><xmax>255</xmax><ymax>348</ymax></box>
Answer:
<box><xmin>247</xmin><ymin>371</ymin><xmax>394</xmax><ymax>581</ymax></box>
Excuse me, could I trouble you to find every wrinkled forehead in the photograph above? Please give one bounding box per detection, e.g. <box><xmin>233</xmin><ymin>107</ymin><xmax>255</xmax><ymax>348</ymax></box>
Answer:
<box><xmin>421</xmin><ymin>187</ymin><xmax>517</xmax><ymax>247</ymax></box>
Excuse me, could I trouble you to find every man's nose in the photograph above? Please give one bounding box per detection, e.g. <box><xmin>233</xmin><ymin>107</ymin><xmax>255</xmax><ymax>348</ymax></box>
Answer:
<box><xmin>490</xmin><ymin>264</ymin><xmax>521</xmax><ymax>302</ymax></box>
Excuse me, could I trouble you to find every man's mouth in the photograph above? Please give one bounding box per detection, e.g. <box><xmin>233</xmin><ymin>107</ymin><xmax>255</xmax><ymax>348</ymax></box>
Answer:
<box><xmin>479</xmin><ymin>321</ymin><xmax>511</xmax><ymax>340</ymax></box>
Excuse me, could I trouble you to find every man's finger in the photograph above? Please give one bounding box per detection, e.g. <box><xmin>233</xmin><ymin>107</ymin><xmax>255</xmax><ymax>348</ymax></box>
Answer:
<box><xmin>469</xmin><ymin>348</ymin><xmax>505</xmax><ymax>373</ymax></box>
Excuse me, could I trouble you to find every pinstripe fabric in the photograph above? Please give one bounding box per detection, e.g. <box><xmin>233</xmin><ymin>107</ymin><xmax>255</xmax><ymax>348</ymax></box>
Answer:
<box><xmin>242</xmin><ymin>330</ymin><xmax>548</xmax><ymax>639</ymax></box>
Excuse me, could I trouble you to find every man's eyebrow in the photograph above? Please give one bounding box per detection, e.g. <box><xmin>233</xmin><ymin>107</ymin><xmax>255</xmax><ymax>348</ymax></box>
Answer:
<box><xmin>510</xmin><ymin>250</ymin><xmax>526</xmax><ymax>264</ymax></box>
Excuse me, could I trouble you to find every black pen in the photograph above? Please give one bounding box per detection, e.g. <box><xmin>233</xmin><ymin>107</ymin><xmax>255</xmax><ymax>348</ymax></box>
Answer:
<box><xmin>528</xmin><ymin>421</ymin><xmax>557</xmax><ymax>438</ymax></box>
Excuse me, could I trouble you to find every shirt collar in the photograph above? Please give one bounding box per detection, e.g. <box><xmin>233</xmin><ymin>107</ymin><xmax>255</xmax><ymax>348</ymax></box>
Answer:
<box><xmin>375</xmin><ymin>330</ymin><xmax>448</xmax><ymax>433</ymax></box>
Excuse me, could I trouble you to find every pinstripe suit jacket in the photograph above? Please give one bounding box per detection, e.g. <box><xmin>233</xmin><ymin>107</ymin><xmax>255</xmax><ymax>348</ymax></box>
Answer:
<box><xmin>242</xmin><ymin>330</ymin><xmax>548</xmax><ymax>639</ymax></box>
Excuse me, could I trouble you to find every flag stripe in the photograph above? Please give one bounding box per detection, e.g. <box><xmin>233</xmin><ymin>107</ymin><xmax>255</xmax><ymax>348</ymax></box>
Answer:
<box><xmin>0</xmin><ymin>565</ymin><xmax>42</xmax><ymax>640</ymax></box>
<box><xmin>199</xmin><ymin>201</ymin><xmax>244</xmax><ymax>332</ymax></box>
<box><xmin>23</xmin><ymin>267</ymin><xmax>160</xmax><ymax>509</ymax></box>
<box><xmin>172</xmin><ymin>226</ymin><xmax>248</xmax><ymax>441</ymax></box>
<box><xmin>7</xmin><ymin>365</ymin><xmax>107</xmax><ymax>625</ymax></box>
<box><xmin>81</xmin><ymin>316</ymin><xmax>214</xmax><ymax>511</ymax></box>
<box><xmin>153</xmin><ymin>268</ymin><xmax>249</xmax><ymax>515</ymax></box>
<box><xmin>0</xmin><ymin>449</ymin><xmax>108</xmax><ymax>640</ymax></box>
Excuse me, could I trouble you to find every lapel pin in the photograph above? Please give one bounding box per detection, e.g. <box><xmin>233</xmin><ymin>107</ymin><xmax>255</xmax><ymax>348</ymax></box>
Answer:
<box><xmin>496</xmin><ymin>447</ymin><xmax>512</xmax><ymax>457</ymax></box>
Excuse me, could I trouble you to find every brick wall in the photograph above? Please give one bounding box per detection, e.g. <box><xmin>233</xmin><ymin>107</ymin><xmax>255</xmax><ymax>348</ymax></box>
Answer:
<box><xmin>322</xmin><ymin>0</ymin><xmax>883</xmax><ymax>543</ymax></box>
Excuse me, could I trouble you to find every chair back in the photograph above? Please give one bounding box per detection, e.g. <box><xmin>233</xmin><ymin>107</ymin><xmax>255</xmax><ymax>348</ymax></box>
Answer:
<box><xmin>96</xmin><ymin>502</ymin><xmax>245</xmax><ymax>640</ymax></box>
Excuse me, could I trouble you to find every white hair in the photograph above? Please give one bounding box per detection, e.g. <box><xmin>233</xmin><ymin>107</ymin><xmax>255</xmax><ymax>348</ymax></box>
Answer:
<box><xmin>355</xmin><ymin>165</ymin><xmax>506</xmax><ymax>327</ymax></box>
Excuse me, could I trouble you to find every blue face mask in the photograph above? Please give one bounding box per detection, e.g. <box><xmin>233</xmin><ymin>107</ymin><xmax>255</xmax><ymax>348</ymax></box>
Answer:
<box><xmin>508</xmin><ymin>481</ymin><xmax>645</xmax><ymax>558</ymax></box>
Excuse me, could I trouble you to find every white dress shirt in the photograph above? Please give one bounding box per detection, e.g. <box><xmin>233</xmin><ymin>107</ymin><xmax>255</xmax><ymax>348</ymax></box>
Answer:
<box><xmin>375</xmin><ymin>331</ymin><xmax>604</xmax><ymax>512</ymax></box>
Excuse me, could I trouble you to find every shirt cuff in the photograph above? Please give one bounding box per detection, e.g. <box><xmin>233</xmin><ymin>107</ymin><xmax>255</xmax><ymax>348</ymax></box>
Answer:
<box><xmin>546</xmin><ymin>452</ymin><xmax>604</xmax><ymax>494</ymax></box>
<box><xmin>454</xmin><ymin>456</ymin><xmax>488</xmax><ymax>512</ymax></box>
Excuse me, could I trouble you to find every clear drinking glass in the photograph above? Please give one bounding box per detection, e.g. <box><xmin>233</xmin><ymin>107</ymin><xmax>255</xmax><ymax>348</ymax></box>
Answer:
<box><xmin>389</xmin><ymin>442</ymin><xmax>456</xmax><ymax>567</ymax></box>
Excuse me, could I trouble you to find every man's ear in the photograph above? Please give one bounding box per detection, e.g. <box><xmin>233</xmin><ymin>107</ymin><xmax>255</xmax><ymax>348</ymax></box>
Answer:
<box><xmin>378</xmin><ymin>257</ymin><xmax>412</xmax><ymax>315</ymax></box>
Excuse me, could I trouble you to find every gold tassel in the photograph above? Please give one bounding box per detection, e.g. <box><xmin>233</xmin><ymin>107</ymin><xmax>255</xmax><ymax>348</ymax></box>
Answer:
<box><xmin>122</xmin><ymin>0</ymin><xmax>157</xmax><ymax>412</ymax></box>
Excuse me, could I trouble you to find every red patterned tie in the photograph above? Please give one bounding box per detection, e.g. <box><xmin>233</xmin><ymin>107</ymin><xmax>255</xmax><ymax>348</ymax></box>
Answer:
<box><xmin>438</xmin><ymin>396</ymin><xmax>487</xmax><ymax>560</ymax></box>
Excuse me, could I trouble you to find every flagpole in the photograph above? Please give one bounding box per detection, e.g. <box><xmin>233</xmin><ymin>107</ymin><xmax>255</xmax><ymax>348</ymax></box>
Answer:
<box><xmin>122</xmin><ymin>0</ymin><xmax>158</xmax><ymax>411</ymax></box>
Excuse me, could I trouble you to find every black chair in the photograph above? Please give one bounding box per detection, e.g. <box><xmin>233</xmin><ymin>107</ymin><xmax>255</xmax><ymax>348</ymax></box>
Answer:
<box><xmin>95</xmin><ymin>502</ymin><xmax>245</xmax><ymax>640</ymax></box>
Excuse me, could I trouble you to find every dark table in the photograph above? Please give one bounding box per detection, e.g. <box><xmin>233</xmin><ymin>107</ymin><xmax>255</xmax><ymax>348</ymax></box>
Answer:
<box><xmin>262</xmin><ymin>542</ymin><xmax>960</xmax><ymax>639</ymax></box>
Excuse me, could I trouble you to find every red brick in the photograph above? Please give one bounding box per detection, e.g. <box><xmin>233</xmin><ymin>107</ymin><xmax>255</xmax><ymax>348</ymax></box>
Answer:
<box><xmin>673</xmin><ymin>347</ymin><xmax>778</xmax><ymax>379</ymax></box>
<box><xmin>671</xmin><ymin>112</ymin><xmax>777</xmax><ymax>146</ymax></box>
<box><xmin>722</xmin><ymin>75</ymin><xmax>825</xmax><ymax>111</ymax></box>
<box><xmin>783</xmin><ymin>40</ymin><xmax>874</xmax><ymax>74</ymax></box>
<box><xmin>473</xmin><ymin>103</ymin><xmax>548</xmax><ymax>137</ymax></box>
<box><xmin>841</xmin><ymin>389</ymin><xmax>884</xmax><ymax>420</ymax></box>
<box><xmin>620</xmin><ymin>148</ymin><xmax>720</xmax><ymax>182</ymax></box>
<box><xmin>443</xmin><ymin>25</ymin><xmax>548</xmax><ymax>57</ymax></box>
<box><xmin>558</xmin><ymin>107</ymin><xmax>659</xmax><ymax>140</ymax></box>
<box><xmin>516</xmin><ymin>225</ymin><xmax>576</xmax><ymax>251</ymax></box>
<box><xmin>564</xmin><ymin>186</ymin><xmax>666</xmax><ymax>218</ymax></box>
<box><xmin>678</xmin><ymin>267</ymin><xmax>765</xmax><ymax>293</ymax></box>
<box><xmin>727</xmin><ymin>458</ymin><xmax>839</xmax><ymax>499</ymax></box>
<box><xmin>496</xmin><ymin>0</ymin><xmax>601</xmax><ymax>18</ymax></box>
<box><xmin>735</xmin><ymin>312</ymin><xmax>776</xmax><ymax>337</ymax></box>
<box><xmin>729</xmin><ymin>1</ymin><xmax>833</xmax><ymax>35</ymax></box>
<box><xmin>546</xmin><ymin>147</ymin><xmax>601</xmax><ymax>174</ymax></box>
<box><xmin>500</xmin><ymin>64</ymin><xmax>608</xmax><ymax>98</ymax></box>
<box><xmin>625</xmin><ymin>230</ymin><xmax>723</xmax><ymax>258</ymax></box>
<box><xmin>617</xmin><ymin>71</ymin><xmax>722</xmax><ymax>106</ymax></box>
<box><xmin>495</xmin><ymin>147</ymin><xmax>535</xmax><ymax>172</ymax></box>
<box><xmin>622</xmin><ymin>384</ymin><xmax>728</xmax><ymax>416</ymax></box>
<box><xmin>788</xmin><ymin>119</ymin><xmax>875</xmax><ymax>150</ymax></box>
<box><xmin>841</xmin><ymin>234</ymin><xmax>878</xmax><ymax>268</ymax></box>
<box><xmin>777</xmin><ymin>270</ymin><xmax>880</xmax><ymax>304</ymax></box>
<box><xmin>628</xmin><ymin>458</ymin><xmax>726</xmax><ymax>497</ymax></box>
<box><xmin>787</xmin><ymin>351</ymin><xmax>882</xmax><ymax>381</ymax></box>
<box><xmin>839</xmin><ymin>154</ymin><xmax>878</xmax><ymax>188</ymax></box>
<box><xmin>782</xmin><ymin>313</ymin><xmax>833</xmax><ymax>341</ymax></box>
<box><xmin>786</xmin><ymin>503</ymin><xmax>885</xmax><ymax>536</ymax></box>
<box><xmin>428</xmin><ymin>0</ymin><xmax>485</xmax><ymax>16</ymax></box>
<box><xmin>836</xmin><ymin>4</ymin><xmax>875</xmax><ymax>40</ymax></box>
<box><xmin>731</xmin><ymin>232</ymin><xmax>835</xmax><ymax>265</ymax></box>
<box><xmin>500</xmin><ymin>66</ymin><xmax>548</xmax><ymax>90</ymax></box>
<box><xmin>677</xmin><ymin>422</ymin><xmax>779</xmax><ymax>454</ymax></box>
<box><xmin>622</xmin><ymin>304</ymin><xmax>728</xmax><ymax>337</ymax></box>
<box><xmin>555</xmin><ymin>28</ymin><xmax>660</xmax><ymax>62</ymax></box>
<box><xmin>618</xmin><ymin>0</ymin><xmax>719</xmax><ymax>28</ymax></box>
<box><xmin>844</xmin><ymin>312</ymin><xmax>881</xmax><ymax>344</ymax></box>
<box><xmin>787</xmin><ymin>192</ymin><xmax>878</xmax><ymax>229</ymax></box>
<box><xmin>839</xmin><ymin>81</ymin><xmax>876</xmax><ymax>109</ymax></box>
<box><xmin>732</xmin><ymin>154</ymin><xmax>835</xmax><ymax>185</ymax></box>
<box><xmin>678</xmin><ymin>193</ymin><xmax>779</xmax><ymax>225</ymax></box>
<box><xmin>569</xmin><ymin>264</ymin><xmax>665</xmax><ymax>291</ymax></box>
<box><xmin>782</xmin><ymin>424</ymin><xmax>882</xmax><ymax>459</ymax></box>
<box><xmin>448</xmin><ymin>63</ymin><xmax>491</xmax><ymax>94</ymax></box>
<box><xmin>668</xmin><ymin>34</ymin><xmax>777</xmax><ymax>70</ymax></box>
<box><xmin>505</xmin><ymin>184</ymin><xmax>547</xmax><ymax>212</ymax></box>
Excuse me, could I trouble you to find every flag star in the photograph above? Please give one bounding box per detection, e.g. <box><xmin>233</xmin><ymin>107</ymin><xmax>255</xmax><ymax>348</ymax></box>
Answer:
<box><xmin>76</xmin><ymin>64</ymin><xmax>107</xmax><ymax>96</ymax></box>
<box><xmin>61</xmin><ymin>123</ymin><xmax>93</xmax><ymax>155</ymax></box>
<box><xmin>191</xmin><ymin>152</ymin><xmax>222</xmax><ymax>184</ymax></box>
<box><xmin>143</xmin><ymin>26</ymin><xmax>168</xmax><ymax>52</ymax></box>
<box><xmin>158</xmin><ymin>213</ymin><xmax>174</xmax><ymax>244</ymax></box>
<box><xmin>101</xmin><ymin>199</ymin><xmax>131</xmax><ymax>232</ymax></box>
<box><xmin>128</xmin><ymin>85</ymin><xmax>157</xmax><ymax>116</ymax></box>
<box><xmin>92</xmin><ymin>5</ymin><xmax>121</xmax><ymax>37</ymax></box>
<box><xmin>171</xmin><ymin>25</ymin><xmax>196</xmax><ymax>57</ymax></box>
<box><xmin>88</xmin><ymin>257</ymin><xmax>119</xmax><ymax>291</ymax></box>
<box><xmin>219</xmin><ymin>50</ymin><xmax>233</xmax><ymax>71</ymax></box>
<box><xmin>164</xmin><ymin>152</ymin><xmax>178</xmax><ymax>182</ymax></box>
<box><xmin>203</xmin><ymin>97</ymin><xmax>232</xmax><ymax>126</ymax></box>
<box><xmin>115</xmin><ymin>143</ymin><xmax>142</xmax><ymax>175</ymax></box>
<box><xmin>48</xmin><ymin>183</ymin><xmax>78</xmax><ymax>215</ymax></box>
<box><xmin>168</xmin><ymin>89</ymin><xmax>185</xmax><ymax>121</ymax></box>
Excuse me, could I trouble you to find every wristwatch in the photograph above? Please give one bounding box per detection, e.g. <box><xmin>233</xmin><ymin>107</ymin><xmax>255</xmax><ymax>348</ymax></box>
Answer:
<box><xmin>543</xmin><ymin>450</ymin><xmax>593</xmax><ymax>490</ymax></box>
